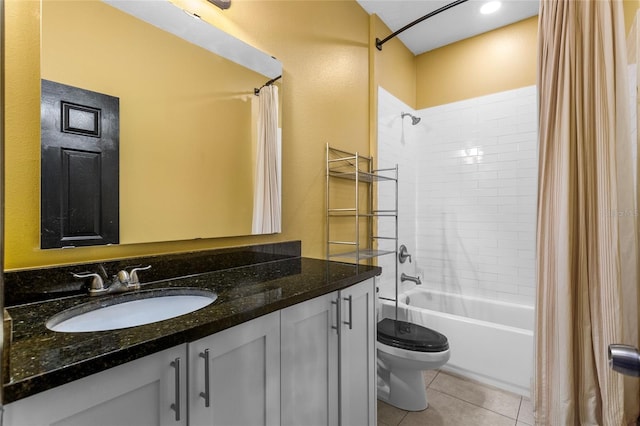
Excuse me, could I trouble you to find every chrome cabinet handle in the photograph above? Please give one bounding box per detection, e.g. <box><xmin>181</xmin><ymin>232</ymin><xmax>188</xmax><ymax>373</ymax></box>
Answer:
<box><xmin>331</xmin><ymin>298</ymin><xmax>339</xmax><ymax>332</ymax></box>
<box><xmin>343</xmin><ymin>295</ymin><xmax>353</xmax><ymax>330</ymax></box>
<box><xmin>199</xmin><ymin>349</ymin><xmax>211</xmax><ymax>407</ymax></box>
<box><xmin>170</xmin><ymin>357</ymin><xmax>181</xmax><ymax>421</ymax></box>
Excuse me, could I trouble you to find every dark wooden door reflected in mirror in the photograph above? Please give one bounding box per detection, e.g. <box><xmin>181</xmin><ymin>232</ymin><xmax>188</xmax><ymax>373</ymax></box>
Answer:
<box><xmin>41</xmin><ymin>79</ymin><xmax>119</xmax><ymax>249</ymax></box>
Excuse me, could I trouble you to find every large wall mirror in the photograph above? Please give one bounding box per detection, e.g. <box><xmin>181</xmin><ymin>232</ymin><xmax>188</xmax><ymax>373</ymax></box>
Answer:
<box><xmin>41</xmin><ymin>0</ymin><xmax>282</xmax><ymax>246</ymax></box>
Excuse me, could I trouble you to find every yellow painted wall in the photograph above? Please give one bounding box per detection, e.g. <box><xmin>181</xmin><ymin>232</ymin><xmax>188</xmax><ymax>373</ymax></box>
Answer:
<box><xmin>14</xmin><ymin>0</ymin><xmax>635</xmax><ymax>270</ymax></box>
<box><xmin>371</xmin><ymin>14</ymin><xmax>416</xmax><ymax>110</ymax></box>
<box><xmin>42</xmin><ymin>0</ymin><xmax>261</xmax><ymax>244</ymax></box>
<box><xmin>416</xmin><ymin>1</ymin><xmax>639</xmax><ymax>110</ymax></box>
<box><xmin>4</xmin><ymin>0</ymin><xmax>371</xmax><ymax>269</ymax></box>
<box><xmin>416</xmin><ymin>16</ymin><xmax>538</xmax><ymax>109</ymax></box>
<box><xmin>368</xmin><ymin>13</ymin><xmax>416</xmax><ymax>173</ymax></box>
<box><xmin>624</xmin><ymin>0</ymin><xmax>640</xmax><ymax>34</ymax></box>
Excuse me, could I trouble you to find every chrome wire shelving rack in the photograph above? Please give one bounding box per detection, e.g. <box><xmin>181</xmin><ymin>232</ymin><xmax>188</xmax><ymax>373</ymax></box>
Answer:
<box><xmin>326</xmin><ymin>144</ymin><xmax>398</xmax><ymax>265</ymax></box>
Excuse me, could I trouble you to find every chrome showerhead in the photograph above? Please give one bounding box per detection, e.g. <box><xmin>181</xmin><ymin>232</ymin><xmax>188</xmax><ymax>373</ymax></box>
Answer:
<box><xmin>401</xmin><ymin>112</ymin><xmax>421</xmax><ymax>125</ymax></box>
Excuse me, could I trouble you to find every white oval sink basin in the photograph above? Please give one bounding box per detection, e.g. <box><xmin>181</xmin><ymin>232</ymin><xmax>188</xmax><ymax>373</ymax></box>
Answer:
<box><xmin>47</xmin><ymin>288</ymin><xmax>217</xmax><ymax>333</ymax></box>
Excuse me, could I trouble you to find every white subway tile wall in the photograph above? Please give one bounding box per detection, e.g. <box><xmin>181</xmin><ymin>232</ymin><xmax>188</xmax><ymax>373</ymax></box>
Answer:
<box><xmin>377</xmin><ymin>86</ymin><xmax>538</xmax><ymax>305</ymax></box>
<box><xmin>376</xmin><ymin>89</ymin><xmax>419</xmax><ymax>300</ymax></box>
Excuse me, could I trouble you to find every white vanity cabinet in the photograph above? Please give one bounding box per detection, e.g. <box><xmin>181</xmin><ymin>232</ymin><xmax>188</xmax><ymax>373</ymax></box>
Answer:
<box><xmin>4</xmin><ymin>279</ymin><xmax>375</xmax><ymax>426</ymax></box>
<box><xmin>4</xmin><ymin>344</ymin><xmax>188</xmax><ymax>426</ymax></box>
<box><xmin>280</xmin><ymin>278</ymin><xmax>376</xmax><ymax>426</ymax></box>
<box><xmin>188</xmin><ymin>311</ymin><xmax>281</xmax><ymax>426</ymax></box>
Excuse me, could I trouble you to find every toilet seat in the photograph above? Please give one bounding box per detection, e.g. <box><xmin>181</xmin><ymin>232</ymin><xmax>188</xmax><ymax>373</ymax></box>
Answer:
<box><xmin>377</xmin><ymin>318</ymin><xmax>449</xmax><ymax>352</ymax></box>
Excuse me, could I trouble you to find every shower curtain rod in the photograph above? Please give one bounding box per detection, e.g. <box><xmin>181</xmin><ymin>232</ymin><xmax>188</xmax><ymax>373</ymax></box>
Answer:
<box><xmin>254</xmin><ymin>75</ymin><xmax>282</xmax><ymax>95</ymax></box>
<box><xmin>375</xmin><ymin>0</ymin><xmax>469</xmax><ymax>51</ymax></box>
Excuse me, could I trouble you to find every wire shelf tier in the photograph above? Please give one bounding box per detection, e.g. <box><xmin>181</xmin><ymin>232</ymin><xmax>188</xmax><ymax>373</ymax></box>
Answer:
<box><xmin>328</xmin><ymin>211</ymin><xmax>398</xmax><ymax>218</ymax></box>
<box><xmin>328</xmin><ymin>249</ymin><xmax>396</xmax><ymax>261</ymax></box>
<box><xmin>327</xmin><ymin>170</ymin><xmax>397</xmax><ymax>183</ymax></box>
<box><xmin>326</xmin><ymin>143</ymin><xmax>398</xmax><ymax>267</ymax></box>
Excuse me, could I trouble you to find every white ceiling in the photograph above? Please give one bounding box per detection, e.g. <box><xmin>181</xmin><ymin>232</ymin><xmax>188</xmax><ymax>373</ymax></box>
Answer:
<box><xmin>356</xmin><ymin>0</ymin><xmax>539</xmax><ymax>55</ymax></box>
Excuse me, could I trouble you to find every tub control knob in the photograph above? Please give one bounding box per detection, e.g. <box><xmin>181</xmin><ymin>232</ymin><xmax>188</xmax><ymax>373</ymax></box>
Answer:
<box><xmin>399</xmin><ymin>245</ymin><xmax>412</xmax><ymax>264</ymax></box>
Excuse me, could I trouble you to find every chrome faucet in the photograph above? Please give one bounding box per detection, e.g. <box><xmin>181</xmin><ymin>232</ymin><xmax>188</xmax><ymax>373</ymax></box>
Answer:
<box><xmin>73</xmin><ymin>265</ymin><xmax>152</xmax><ymax>296</ymax></box>
<box><xmin>400</xmin><ymin>273</ymin><xmax>421</xmax><ymax>285</ymax></box>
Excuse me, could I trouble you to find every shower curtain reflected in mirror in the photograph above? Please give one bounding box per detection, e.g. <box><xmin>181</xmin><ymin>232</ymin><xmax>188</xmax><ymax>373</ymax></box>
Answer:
<box><xmin>252</xmin><ymin>84</ymin><xmax>281</xmax><ymax>234</ymax></box>
<box><xmin>535</xmin><ymin>1</ymin><xmax>639</xmax><ymax>424</ymax></box>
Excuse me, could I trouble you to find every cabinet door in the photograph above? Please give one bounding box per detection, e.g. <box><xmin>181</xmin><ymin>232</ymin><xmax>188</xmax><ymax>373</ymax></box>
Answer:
<box><xmin>281</xmin><ymin>291</ymin><xmax>339</xmax><ymax>426</ymax></box>
<box><xmin>339</xmin><ymin>278</ymin><xmax>376</xmax><ymax>426</ymax></box>
<box><xmin>189</xmin><ymin>311</ymin><xmax>280</xmax><ymax>426</ymax></box>
<box><xmin>4</xmin><ymin>344</ymin><xmax>187</xmax><ymax>426</ymax></box>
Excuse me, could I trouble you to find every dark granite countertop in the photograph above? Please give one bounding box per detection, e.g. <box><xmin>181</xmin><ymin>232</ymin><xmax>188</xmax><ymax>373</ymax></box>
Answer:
<box><xmin>3</xmin><ymin>257</ymin><xmax>381</xmax><ymax>404</ymax></box>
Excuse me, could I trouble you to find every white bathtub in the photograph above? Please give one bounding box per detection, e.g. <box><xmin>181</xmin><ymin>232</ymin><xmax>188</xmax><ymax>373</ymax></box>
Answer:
<box><xmin>380</xmin><ymin>287</ymin><xmax>534</xmax><ymax>396</ymax></box>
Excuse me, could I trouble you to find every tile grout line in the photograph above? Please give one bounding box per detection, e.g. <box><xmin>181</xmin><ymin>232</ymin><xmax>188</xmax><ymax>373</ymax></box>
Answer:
<box><xmin>382</xmin><ymin>370</ymin><xmax>532</xmax><ymax>426</ymax></box>
<box><xmin>429</xmin><ymin>372</ymin><xmax>530</xmax><ymax>422</ymax></box>
<box><xmin>397</xmin><ymin>410</ymin><xmax>409</xmax><ymax>426</ymax></box>
<box><xmin>427</xmin><ymin>387</ymin><xmax>520</xmax><ymax>422</ymax></box>
<box><xmin>515</xmin><ymin>396</ymin><xmax>523</xmax><ymax>424</ymax></box>
<box><xmin>425</xmin><ymin>370</ymin><xmax>441</xmax><ymax>388</ymax></box>
<box><xmin>517</xmin><ymin>396</ymin><xmax>534</xmax><ymax>426</ymax></box>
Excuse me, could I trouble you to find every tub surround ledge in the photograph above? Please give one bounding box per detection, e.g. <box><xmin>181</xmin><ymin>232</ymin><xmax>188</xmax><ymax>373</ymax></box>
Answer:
<box><xmin>3</xmin><ymin>241</ymin><xmax>381</xmax><ymax>404</ymax></box>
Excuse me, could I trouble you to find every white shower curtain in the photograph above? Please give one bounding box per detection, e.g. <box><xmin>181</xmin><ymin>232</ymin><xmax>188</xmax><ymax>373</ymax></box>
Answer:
<box><xmin>252</xmin><ymin>84</ymin><xmax>281</xmax><ymax>234</ymax></box>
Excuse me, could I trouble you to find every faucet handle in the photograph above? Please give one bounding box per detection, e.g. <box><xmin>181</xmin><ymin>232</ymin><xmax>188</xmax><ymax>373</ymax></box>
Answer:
<box><xmin>129</xmin><ymin>265</ymin><xmax>152</xmax><ymax>285</ymax></box>
<box><xmin>398</xmin><ymin>245</ymin><xmax>412</xmax><ymax>264</ymax></box>
<box><xmin>72</xmin><ymin>272</ymin><xmax>105</xmax><ymax>293</ymax></box>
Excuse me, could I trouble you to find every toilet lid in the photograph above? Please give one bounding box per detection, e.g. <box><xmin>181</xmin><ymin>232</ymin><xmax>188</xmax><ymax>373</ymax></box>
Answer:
<box><xmin>377</xmin><ymin>318</ymin><xmax>449</xmax><ymax>353</ymax></box>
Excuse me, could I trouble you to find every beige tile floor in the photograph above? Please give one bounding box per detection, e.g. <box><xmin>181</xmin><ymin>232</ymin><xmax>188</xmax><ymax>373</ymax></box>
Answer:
<box><xmin>378</xmin><ymin>370</ymin><xmax>534</xmax><ymax>426</ymax></box>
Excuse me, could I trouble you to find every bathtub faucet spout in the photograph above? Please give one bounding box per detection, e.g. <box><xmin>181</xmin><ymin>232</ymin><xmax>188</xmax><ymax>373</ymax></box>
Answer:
<box><xmin>401</xmin><ymin>273</ymin><xmax>421</xmax><ymax>285</ymax></box>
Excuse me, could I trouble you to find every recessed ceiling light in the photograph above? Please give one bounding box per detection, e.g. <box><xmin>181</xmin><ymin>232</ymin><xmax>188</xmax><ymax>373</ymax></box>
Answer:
<box><xmin>480</xmin><ymin>1</ymin><xmax>501</xmax><ymax>15</ymax></box>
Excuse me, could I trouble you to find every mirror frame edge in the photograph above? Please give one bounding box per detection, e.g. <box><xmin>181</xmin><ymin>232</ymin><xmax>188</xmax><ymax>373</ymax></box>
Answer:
<box><xmin>1</xmin><ymin>0</ymin><xmax>6</xmax><ymax>407</ymax></box>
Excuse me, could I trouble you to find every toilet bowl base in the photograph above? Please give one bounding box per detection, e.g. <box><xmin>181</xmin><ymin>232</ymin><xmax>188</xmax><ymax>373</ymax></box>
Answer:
<box><xmin>377</xmin><ymin>366</ymin><xmax>429</xmax><ymax>411</ymax></box>
<box><xmin>375</xmin><ymin>328</ymin><xmax>450</xmax><ymax>412</ymax></box>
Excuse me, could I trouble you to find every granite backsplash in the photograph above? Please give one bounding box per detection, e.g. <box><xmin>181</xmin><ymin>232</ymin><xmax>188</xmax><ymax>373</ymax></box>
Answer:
<box><xmin>4</xmin><ymin>241</ymin><xmax>301</xmax><ymax>306</ymax></box>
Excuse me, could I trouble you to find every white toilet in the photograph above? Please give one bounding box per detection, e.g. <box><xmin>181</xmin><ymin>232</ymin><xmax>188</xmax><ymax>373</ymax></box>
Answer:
<box><xmin>376</xmin><ymin>317</ymin><xmax>450</xmax><ymax>411</ymax></box>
